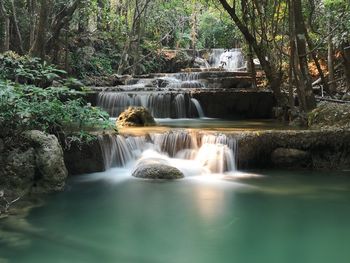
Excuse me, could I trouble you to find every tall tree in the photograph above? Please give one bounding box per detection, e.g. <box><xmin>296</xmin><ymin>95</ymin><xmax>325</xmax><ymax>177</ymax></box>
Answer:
<box><xmin>293</xmin><ymin>0</ymin><xmax>316</xmax><ymax>111</ymax></box>
<box><xmin>217</xmin><ymin>0</ymin><xmax>285</xmax><ymax>106</ymax></box>
<box><xmin>30</xmin><ymin>0</ymin><xmax>51</xmax><ymax>58</ymax></box>
<box><xmin>0</xmin><ymin>0</ymin><xmax>10</xmax><ymax>51</ymax></box>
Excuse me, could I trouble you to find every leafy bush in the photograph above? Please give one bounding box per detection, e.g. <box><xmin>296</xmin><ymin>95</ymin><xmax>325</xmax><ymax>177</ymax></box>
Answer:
<box><xmin>0</xmin><ymin>52</ymin><xmax>66</xmax><ymax>88</ymax></box>
<box><xmin>0</xmin><ymin>80</ymin><xmax>113</xmax><ymax>144</ymax></box>
<box><xmin>69</xmin><ymin>41</ymin><xmax>120</xmax><ymax>78</ymax></box>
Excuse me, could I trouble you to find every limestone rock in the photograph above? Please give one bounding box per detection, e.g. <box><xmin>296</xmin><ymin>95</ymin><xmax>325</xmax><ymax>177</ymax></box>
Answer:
<box><xmin>132</xmin><ymin>157</ymin><xmax>184</xmax><ymax>179</ymax></box>
<box><xmin>24</xmin><ymin>130</ymin><xmax>68</xmax><ymax>193</ymax></box>
<box><xmin>4</xmin><ymin>148</ymin><xmax>36</xmax><ymax>192</ymax></box>
<box><xmin>117</xmin><ymin>106</ymin><xmax>156</xmax><ymax>127</ymax></box>
<box><xmin>63</xmin><ymin>135</ymin><xmax>105</xmax><ymax>175</ymax></box>
<box><xmin>271</xmin><ymin>148</ymin><xmax>311</xmax><ymax>168</ymax></box>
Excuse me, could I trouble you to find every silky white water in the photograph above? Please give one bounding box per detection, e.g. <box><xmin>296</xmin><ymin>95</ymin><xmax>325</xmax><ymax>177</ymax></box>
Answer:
<box><xmin>98</xmin><ymin>130</ymin><xmax>237</xmax><ymax>175</ymax></box>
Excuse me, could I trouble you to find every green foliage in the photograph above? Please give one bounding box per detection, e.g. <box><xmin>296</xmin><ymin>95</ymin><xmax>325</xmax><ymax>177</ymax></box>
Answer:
<box><xmin>198</xmin><ymin>10</ymin><xmax>240</xmax><ymax>48</ymax></box>
<box><xmin>0</xmin><ymin>52</ymin><xmax>66</xmax><ymax>88</ymax></box>
<box><xmin>69</xmin><ymin>44</ymin><xmax>119</xmax><ymax>78</ymax></box>
<box><xmin>0</xmin><ymin>80</ymin><xmax>113</xmax><ymax>143</ymax></box>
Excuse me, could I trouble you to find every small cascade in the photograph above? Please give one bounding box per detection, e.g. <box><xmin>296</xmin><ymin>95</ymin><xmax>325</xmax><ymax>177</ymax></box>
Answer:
<box><xmin>166</xmin><ymin>81</ymin><xmax>204</xmax><ymax>90</ymax></box>
<box><xmin>173</xmin><ymin>94</ymin><xmax>186</xmax><ymax>118</ymax></box>
<box><xmin>191</xmin><ymin>98</ymin><xmax>205</xmax><ymax>118</ymax></box>
<box><xmin>150</xmin><ymin>130</ymin><xmax>200</xmax><ymax>157</ymax></box>
<box><xmin>195</xmin><ymin>144</ymin><xmax>235</xmax><ymax>173</ymax></box>
<box><xmin>175</xmin><ymin>72</ymin><xmax>200</xmax><ymax>81</ymax></box>
<box><xmin>209</xmin><ymin>48</ymin><xmax>245</xmax><ymax>71</ymax></box>
<box><xmin>98</xmin><ymin>135</ymin><xmax>134</xmax><ymax>168</ymax></box>
<box><xmin>98</xmin><ymin>130</ymin><xmax>237</xmax><ymax>174</ymax></box>
<box><xmin>97</xmin><ymin>92</ymin><xmax>203</xmax><ymax>118</ymax></box>
<box><xmin>98</xmin><ymin>134</ymin><xmax>148</xmax><ymax>168</ymax></box>
<box><xmin>148</xmin><ymin>131</ymin><xmax>236</xmax><ymax>173</ymax></box>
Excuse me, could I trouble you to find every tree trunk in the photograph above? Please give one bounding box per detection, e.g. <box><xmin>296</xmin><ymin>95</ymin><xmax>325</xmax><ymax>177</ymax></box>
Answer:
<box><xmin>305</xmin><ymin>32</ymin><xmax>331</xmax><ymax>96</ymax></box>
<box><xmin>327</xmin><ymin>17</ymin><xmax>335</xmax><ymax>94</ymax></box>
<box><xmin>246</xmin><ymin>44</ymin><xmax>257</xmax><ymax>88</ymax></box>
<box><xmin>30</xmin><ymin>0</ymin><xmax>51</xmax><ymax>59</ymax></box>
<box><xmin>0</xmin><ymin>0</ymin><xmax>10</xmax><ymax>51</ymax></box>
<box><xmin>28</xmin><ymin>0</ymin><xmax>37</xmax><ymax>48</ymax></box>
<box><xmin>48</xmin><ymin>0</ymin><xmax>80</xmax><ymax>63</ymax></box>
<box><xmin>10</xmin><ymin>0</ymin><xmax>24</xmax><ymax>54</ymax></box>
<box><xmin>293</xmin><ymin>0</ymin><xmax>316</xmax><ymax>111</ymax></box>
<box><xmin>288</xmin><ymin>0</ymin><xmax>295</xmax><ymax>110</ymax></box>
<box><xmin>342</xmin><ymin>44</ymin><xmax>350</xmax><ymax>92</ymax></box>
<box><xmin>218</xmin><ymin>0</ymin><xmax>284</xmax><ymax>106</ymax></box>
<box><xmin>3</xmin><ymin>16</ymin><xmax>10</xmax><ymax>51</ymax></box>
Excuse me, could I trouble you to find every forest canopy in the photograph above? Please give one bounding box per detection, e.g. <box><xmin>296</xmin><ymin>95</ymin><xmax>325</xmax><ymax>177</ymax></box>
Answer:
<box><xmin>0</xmin><ymin>0</ymin><xmax>349</xmax><ymax>114</ymax></box>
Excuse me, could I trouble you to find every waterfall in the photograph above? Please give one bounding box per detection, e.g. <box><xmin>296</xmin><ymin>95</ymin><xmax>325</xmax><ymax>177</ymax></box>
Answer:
<box><xmin>98</xmin><ymin>131</ymin><xmax>237</xmax><ymax>174</ymax></box>
<box><xmin>209</xmin><ymin>48</ymin><xmax>245</xmax><ymax>71</ymax></box>
<box><xmin>150</xmin><ymin>130</ymin><xmax>200</xmax><ymax>157</ymax></box>
<box><xmin>98</xmin><ymin>134</ymin><xmax>149</xmax><ymax>169</ymax></box>
<box><xmin>174</xmin><ymin>72</ymin><xmax>200</xmax><ymax>81</ymax></box>
<box><xmin>98</xmin><ymin>135</ymin><xmax>134</xmax><ymax>168</ymax></box>
<box><xmin>174</xmin><ymin>94</ymin><xmax>186</xmax><ymax>118</ymax></box>
<box><xmin>191</xmin><ymin>98</ymin><xmax>205</xmax><ymax>118</ymax></box>
<box><xmin>151</xmin><ymin>131</ymin><xmax>237</xmax><ymax>173</ymax></box>
<box><xmin>97</xmin><ymin>92</ymin><xmax>203</xmax><ymax>119</ymax></box>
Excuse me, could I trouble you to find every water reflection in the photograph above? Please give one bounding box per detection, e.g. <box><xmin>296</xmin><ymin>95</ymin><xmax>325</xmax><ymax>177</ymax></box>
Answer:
<box><xmin>194</xmin><ymin>186</ymin><xmax>226</xmax><ymax>222</ymax></box>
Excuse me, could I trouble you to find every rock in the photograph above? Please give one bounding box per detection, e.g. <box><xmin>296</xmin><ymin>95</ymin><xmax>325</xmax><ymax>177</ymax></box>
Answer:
<box><xmin>132</xmin><ymin>163</ymin><xmax>184</xmax><ymax>179</ymax></box>
<box><xmin>308</xmin><ymin>102</ymin><xmax>350</xmax><ymax>129</ymax></box>
<box><xmin>4</xmin><ymin>148</ymin><xmax>36</xmax><ymax>192</ymax></box>
<box><xmin>112</xmin><ymin>74</ymin><xmax>132</xmax><ymax>85</ymax></box>
<box><xmin>63</xmin><ymin>135</ymin><xmax>106</xmax><ymax>175</ymax></box>
<box><xmin>193</xmin><ymin>90</ymin><xmax>275</xmax><ymax>119</ymax></box>
<box><xmin>236</xmin><ymin>129</ymin><xmax>350</xmax><ymax>170</ymax></box>
<box><xmin>117</xmin><ymin>107</ymin><xmax>156</xmax><ymax>127</ymax></box>
<box><xmin>342</xmin><ymin>93</ymin><xmax>350</xmax><ymax>101</ymax></box>
<box><xmin>24</xmin><ymin>130</ymin><xmax>68</xmax><ymax>193</ymax></box>
<box><xmin>271</xmin><ymin>148</ymin><xmax>311</xmax><ymax>168</ymax></box>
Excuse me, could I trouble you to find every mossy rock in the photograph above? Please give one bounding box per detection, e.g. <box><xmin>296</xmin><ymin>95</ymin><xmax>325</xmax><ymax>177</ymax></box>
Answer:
<box><xmin>132</xmin><ymin>163</ymin><xmax>184</xmax><ymax>180</ymax></box>
<box><xmin>131</xmin><ymin>156</ymin><xmax>184</xmax><ymax>180</ymax></box>
<box><xmin>308</xmin><ymin>102</ymin><xmax>350</xmax><ymax>129</ymax></box>
<box><xmin>116</xmin><ymin>106</ymin><xmax>156</xmax><ymax>127</ymax></box>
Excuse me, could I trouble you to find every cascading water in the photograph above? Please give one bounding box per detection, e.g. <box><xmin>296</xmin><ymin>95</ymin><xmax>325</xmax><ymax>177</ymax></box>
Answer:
<box><xmin>98</xmin><ymin>130</ymin><xmax>237</xmax><ymax>174</ymax></box>
<box><xmin>97</xmin><ymin>71</ymin><xmax>207</xmax><ymax>119</ymax></box>
<box><xmin>97</xmin><ymin>92</ymin><xmax>204</xmax><ymax>119</ymax></box>
<box><xmin>209</xmin><ymin>48</ymin><xmax>245</xmax><ymax>71</ymax></box>
<box><xmin>98</xmin><ymin>135</ymin><xmax>134</xmax><ymax>168</ymax></box>
<box><xmin>191</xmin><ymin>98</ymin><xmax>205</xmax><ymax>118</ymax></box>
<box><xmin>175</xmin><ymin>72</ymin><xmax>201</xmax><ymax>81</ymax></box>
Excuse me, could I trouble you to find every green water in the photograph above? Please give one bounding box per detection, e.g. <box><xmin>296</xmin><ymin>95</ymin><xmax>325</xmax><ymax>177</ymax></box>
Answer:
<box><xmin>1</xmin><ymin>169</ymin><xmax>350</xmax><ymax>263</ymax></box>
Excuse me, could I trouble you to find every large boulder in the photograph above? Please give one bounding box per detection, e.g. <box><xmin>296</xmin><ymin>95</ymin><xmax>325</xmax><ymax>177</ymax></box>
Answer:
<box><xmin>236</xmin><ymin>130</ymin><xmax>350</xmax><ymax>170</ymax></box>
<box><xmin>3</xmin><ymin>148</ymin><xmax>36</xmax><ymax>193</ymax></box>
<box><xmin>24</xmin><ymin>130</ymin><xmax>68</xmax><ymax>193</ymax></box>
<box><xmin>117</xmin><ymin>106</ymin><xmax>156</xmax><ymax>127</ymax></box>
<box><xmin>63</xmin><ymin>136</ymin><xmax>105</xmax><ymax>175</ymax></box>
<box><xmin>271</xmin><ymin>148</ymin><xmax>311</xmax><ymax>168</ymax></box>
<box><xmin>132</xmin><ymin>158</ymin><xmax>184</xmax><ymax>179</ymax></box>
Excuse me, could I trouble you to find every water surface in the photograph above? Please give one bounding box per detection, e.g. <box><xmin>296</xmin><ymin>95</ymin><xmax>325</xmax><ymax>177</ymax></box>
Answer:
<box><xmin>1</xmin><ymin>169</ymin><xmax>350</xmax><ymax>263</ymax></box>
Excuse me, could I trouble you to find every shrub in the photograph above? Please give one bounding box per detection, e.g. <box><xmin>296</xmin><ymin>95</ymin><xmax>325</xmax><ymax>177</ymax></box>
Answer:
<box><xmin>0</xmin><ymin>80</ymin><xmax>113</xmax><ymax>145</ymax></box>
<box><xmin>0</xmin><ymin>52</ymin><xmax>66</xmax><ymax>88</ymax></box>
